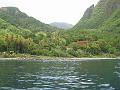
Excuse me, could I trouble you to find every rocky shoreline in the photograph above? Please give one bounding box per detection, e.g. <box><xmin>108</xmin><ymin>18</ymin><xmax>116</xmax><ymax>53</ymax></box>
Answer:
<box><xmin>0</xmin><ymin>57</ymin><xmax>119</xmax><ymax>61</ymax></box>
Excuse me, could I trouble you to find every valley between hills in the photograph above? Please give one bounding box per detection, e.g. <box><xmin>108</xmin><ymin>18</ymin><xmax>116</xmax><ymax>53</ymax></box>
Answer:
<box><xmin>0</xmin><ymin>0</ymin><xmax>120</xmax><ymax>58</ymax></box>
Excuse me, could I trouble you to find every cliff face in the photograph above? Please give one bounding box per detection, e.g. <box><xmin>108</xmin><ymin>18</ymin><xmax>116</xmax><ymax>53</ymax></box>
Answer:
<box><xmin>101</xmin><ymin>9</ymin><xmax>120</xmax><ymax>31</ymax></box>
<box><xmin>73</xmin><ymin>0</ymin><xmax>120</xmax><ymax>30</ymax></box>
<box><xmin>105</xmin><ymin>0</ymin><xmax>120</xmax><ymax>16</ymax></box>
<box><xmin>0</xmin><ymin>7</ymin><xmax>28</xmax><ymax>18</ymax></box>
<box><xmin>82</xmin><ymin>5</ymin><xmax>94</xmax><ymax>19</ymax></box>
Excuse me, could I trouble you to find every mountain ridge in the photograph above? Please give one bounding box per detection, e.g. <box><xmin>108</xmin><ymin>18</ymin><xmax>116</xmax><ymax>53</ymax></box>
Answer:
<box><xmin>73</xmin><ymin>0</ymin><xmax>120</xmax><ymax>30</ymax></box>
<box><xmin>50</xmin><ymin>22</ymin><xmax>73</xmax><ymax>29</ymax></box>
<box><xmin>0</xmin><ymin>7</ymin><xmax>59</xmax><ymax>32</ymax></box>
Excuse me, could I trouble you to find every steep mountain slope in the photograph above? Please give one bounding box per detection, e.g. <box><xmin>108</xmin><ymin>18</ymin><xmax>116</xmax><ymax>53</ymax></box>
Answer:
<box><xmin>50</xmin><ymin>22</ymin><xmax>73</xmax><ymax>29</ymax></box>
<box><xmin>0</xmin><ymin>7</ymin><xmax>59</xmax><ymax>32</ymax></box>
<box><xmin>73</xmin><ymin>0</ymin><xmax>120</xmax><ymax>30</ymax></box>
<box><xmin>102</xmin><ymin>9</ymin><xmax>120</xmax><ymax>31</ymax></box>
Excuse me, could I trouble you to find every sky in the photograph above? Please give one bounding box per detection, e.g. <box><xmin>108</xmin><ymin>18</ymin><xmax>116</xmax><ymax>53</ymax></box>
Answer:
<box><xmin>0</xmin><ymin>0</ymin><xmax>99</xmax><ymax>25</ymax></box>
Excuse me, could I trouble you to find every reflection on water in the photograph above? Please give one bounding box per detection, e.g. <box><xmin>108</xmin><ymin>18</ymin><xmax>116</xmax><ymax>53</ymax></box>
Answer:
<box><xmin>0</xmin><ymin>59</ymin><xmax>120</xmax><ymax>90</ymax></box>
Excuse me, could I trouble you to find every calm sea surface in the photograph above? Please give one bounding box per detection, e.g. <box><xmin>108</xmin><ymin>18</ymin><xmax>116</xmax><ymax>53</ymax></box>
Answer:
<box><xmin>0</xmin><ymin>59</ymin><xmax>120</xmax><ymax>90</ymax></box>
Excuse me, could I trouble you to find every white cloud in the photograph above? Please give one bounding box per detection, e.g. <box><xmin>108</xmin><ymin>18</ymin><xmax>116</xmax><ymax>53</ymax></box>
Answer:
<box><xmin>0</xmin><ymin>0</ymin><xmax>99</xmax><ymax>25</ymax></box>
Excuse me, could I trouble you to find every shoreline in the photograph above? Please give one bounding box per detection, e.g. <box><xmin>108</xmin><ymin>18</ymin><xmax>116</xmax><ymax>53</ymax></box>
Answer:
<box><xmin>0</xmin><ymin>57</ymin><xmax>119</xmax><ymax>61</ymax></box>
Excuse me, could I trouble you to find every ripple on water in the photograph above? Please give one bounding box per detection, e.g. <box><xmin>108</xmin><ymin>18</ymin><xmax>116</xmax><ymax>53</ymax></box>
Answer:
<box><xmin>33</xmin><ymin>82</ymin><xmax>42</xmax><ymax>85</ymax></box>
<box><xmin>97</xmin><ymin>83</ymin><xmax>116</xmax><ymax>90</ymax></box>
<box><xmin>99</xmin><ymin>87</ymin><xmax>115</xmax><ymax>90</ymax></box>
<box><xmin>115</xmin><ymin>66</ymin><xmax>120</xmax><ymax>69</ymax></box>
<box><xmin>114</xmin><ymin>71</ymin><xmax>120</xmax><ymax>76</ymax></box>
<box><xmin>0</xmin><ymin>87</ymin><xmax>12</xmax><ymax>90</ymax></box>
<box><xmin>80</xmin><ymin>82</ymin><xmax>95</xmax><ymax>85</ymax></box>
<box><xmin>18</xmin><ymin>80</ymin><xmax>25</xmax><ymax>82</ymax></box>
<box><xmin>98</xmin><ymin>84</ymin><xmax>110</xmax><ymax>87</ymax></box>
<box><xmin>27</xmin><ymin>87</ymin><xmax>47</xmax><ymax>90</ymax></box>
<box><xmin>80</xmin><ymin>85</ymin><xmax>90</xmax><ymax>89</ymax></box>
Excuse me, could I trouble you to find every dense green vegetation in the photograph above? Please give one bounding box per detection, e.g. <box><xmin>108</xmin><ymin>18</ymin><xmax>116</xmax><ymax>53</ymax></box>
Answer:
<box><xmin>0</xmin><ymin>0</ymin><xmax>120</xmax><ymax>58</ymax></box>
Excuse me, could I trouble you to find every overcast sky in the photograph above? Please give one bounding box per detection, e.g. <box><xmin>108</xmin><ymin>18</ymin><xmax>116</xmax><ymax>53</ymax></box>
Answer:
<box><xmin>0</xmin><ymin>0</ymin><xmax>99</xmax><ymax>25</ymax></box>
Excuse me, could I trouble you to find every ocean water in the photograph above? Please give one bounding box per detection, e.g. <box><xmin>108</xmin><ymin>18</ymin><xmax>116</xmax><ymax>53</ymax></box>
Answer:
<box><xmin>0</xmin><ymin>59</ymin><xmax>120</xmax><ymax>90</ymax></box>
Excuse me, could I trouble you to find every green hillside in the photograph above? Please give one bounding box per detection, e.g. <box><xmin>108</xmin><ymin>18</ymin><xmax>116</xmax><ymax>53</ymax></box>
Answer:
<box><xmin>0</xmin><ymin>7</ymin><xmax>59</xmax><ymax>32</ymax></box>
<box><xmin>101</xmin><ymin>9</ymin><xmax>120</xmax><ymax>31</ymax></box>
<box><xmin>73</xmin><ymin>0</ymin><xmax>120</xmax><ymax>30</ymax></box>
